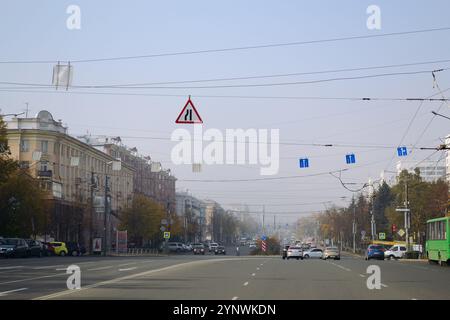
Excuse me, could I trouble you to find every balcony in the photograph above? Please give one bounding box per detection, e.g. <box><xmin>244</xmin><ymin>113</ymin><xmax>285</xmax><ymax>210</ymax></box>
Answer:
<box><xmin>37</xmin><ymin>170</ymin><xmax>53</xmax><ymax>178</ymax></box>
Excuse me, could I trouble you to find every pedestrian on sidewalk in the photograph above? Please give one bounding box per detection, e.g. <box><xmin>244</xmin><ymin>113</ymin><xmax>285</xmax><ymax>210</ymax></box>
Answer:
<box><xmin>236</xmin><ymin>246</ymin><xmax>240</xmax><ymax>256</ymax></box>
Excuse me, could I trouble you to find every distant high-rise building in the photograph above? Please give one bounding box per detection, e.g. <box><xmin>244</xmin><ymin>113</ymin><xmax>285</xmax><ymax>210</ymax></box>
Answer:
<box><xmin>396</xmin><ymin>159</ymin><xmax>446</xmax><ymax>183</ymax></box>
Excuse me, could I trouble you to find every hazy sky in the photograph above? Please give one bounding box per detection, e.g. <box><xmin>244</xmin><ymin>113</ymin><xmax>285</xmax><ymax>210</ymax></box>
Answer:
<box><xmin>1</xmin><ymin>1</ymin><xmax>449</xmax><ymax>225</ymax></box>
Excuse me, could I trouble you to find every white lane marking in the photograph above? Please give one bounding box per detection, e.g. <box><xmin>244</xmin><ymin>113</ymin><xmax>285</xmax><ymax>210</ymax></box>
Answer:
<box><xmin>32</xmin><ymin>265</ymin><xmax>64</xmax><ymax>270</ymax></box>
<box><xmin>55</xmin><ymin>268</ymin><xmax>67</xmax><ymax>271</ymax></box>
<box><xmin>119</xmin><ymin>267</ymin><xmax>137</xmax><ymax>272</ymax></box>
<box><xmin>232</xmin><ymin>296</ymin><xmax>239</xmax><ymax>300</ymax></box>
<box><xmin>411</xmin><ymin>298</ymin><xmax>418</xmax><ymax>300</ymax></box>
<box><xmin>251</xmin><ymin>273</ymin><xmax>256</xmax><ymax>276</ymax></box>
<box><xmin>0</xmin><ymin>273</ymin><xmax>66</xmax><ymax>285</ymax></box>
<box><xmin>359</xmin><ymin>274</ymin><xmax>366</xmax><ymax>278</ymax></box>
<box><xmin>0</xmin><ymin>266</ymin><xmax>23</xmax><ymax>270</ymax></box>
<box><xmin>328</xmin><ymin>261</ymin><xmax>351</xmax><ymax>272</ymax></box>
<box><xmin>0</xmin><ymin>288</ymin><xmax>28</xmax><ymax>296</ymax></box>
<box><xmin>256</xmin><ymin>267</ymin><xmax>260</xmax><ymax>270</ymax></box>
<box><xmin>381</xmin><ymin>283</ymin><xmax>388</xmax><ymax>288</ymax></box>
<box><xmin>117</xmin><ymin>262</ymin><xmax>137</xmax><ymax>267</ymax></box>
<box><xmin>243</xmin><ymin>282</ymin><xmax>249</xmax><ymax>286</ymax></box>
<box><xmin>34</xmin><ymin>257</ymin><xmax>261</xmax><ymax>300</ymax></box>
<box><xmin>87</xmin><ymin>266</ymin><xmax>113</xmax><ymax>271</ymax></box>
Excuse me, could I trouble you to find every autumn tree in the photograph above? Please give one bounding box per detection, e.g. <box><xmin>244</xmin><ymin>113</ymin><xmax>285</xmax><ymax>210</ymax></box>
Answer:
<box><xmin>120</xmin><ymin>194</ymin><xmax>166</xmax><ymax>247</ymax></box>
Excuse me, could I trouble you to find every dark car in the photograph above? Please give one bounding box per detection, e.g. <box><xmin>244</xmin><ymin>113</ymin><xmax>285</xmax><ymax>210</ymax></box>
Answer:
<box><xmin>282</xmin><ymin>245</ymin><xmax>290</xmax><ymax>260</ymax></box>
<box><xmin>66</xmin><ymin>242</ymin><xmax>86</xmax><ymax>256</ymax></box>
<box><xmin>0</xmin><ymin>238</ymin><xmax>29</xmax><ymax>258</ymax></box>
<box><xmin>214</xmin><ymin>246</ymin><xmax>226</xmax><ymax>255</ymax></box>
<box><xmin>365</xmin><ymin>245</ymin><xmax>385</xmax><ymax>260</ymax></box>
<box><xmin>25</xmin><ymin>239</ymin><xmax>44</xmax><ymax>257</ymax></box>
<box><xmin>192</xmin><ymin>243</ymin><xmax>205</xmax><ymax>255</ymax></box>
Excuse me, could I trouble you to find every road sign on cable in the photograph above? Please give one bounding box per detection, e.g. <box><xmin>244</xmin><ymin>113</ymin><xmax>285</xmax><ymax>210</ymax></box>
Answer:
<box><xmin>299</xmin><ymin>158</ymin><xmax>309</xmax><ymax>168</ymax></box>
<box><xmin>345</xmin><ymin>154</ymin><xmax>356</xmax><ymax>164</ymax></box>
<box><xmin>175</xmin><ymin>96</ymin><xmax>203</xmax><ymax>124</ymax></box>
<box><xmin>397</xmin><ymin>147</ymin><xmax>408</xmax><ymax>156</ymax></box>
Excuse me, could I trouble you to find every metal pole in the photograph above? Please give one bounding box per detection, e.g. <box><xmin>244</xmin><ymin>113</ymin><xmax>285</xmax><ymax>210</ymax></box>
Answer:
<box><xmin>352</xmin><ymin>206</ymin><xmax>356</xmax><ymax>253</ymax></box>
<box><xmin>103</xmin><ymin>175</ymin><xmax>109</xmax><ymax>256</ymax></box>
<box><xmin>404</xmin><ymin>180</ymin><xmax>409</xmax><ymax>251</ymax></box>
<box><xmin>90</xmin><ymin>172</ymin><xmax>94</xmax><ymax>254</ymax></box>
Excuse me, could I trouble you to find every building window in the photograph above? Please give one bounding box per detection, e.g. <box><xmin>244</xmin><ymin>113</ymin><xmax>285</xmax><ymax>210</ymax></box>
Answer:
<box><xmin>20</xmin><ymin>139</ymin><xmax>29</xmax><ymax>152</ymax></box>
<box><xmin>40</xmin><ymin>140</ymin><xmax>49</xmax><ymax>153</ymax></box>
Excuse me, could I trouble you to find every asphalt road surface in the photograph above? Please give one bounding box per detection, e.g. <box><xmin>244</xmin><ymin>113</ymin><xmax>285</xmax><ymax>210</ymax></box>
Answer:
<box><xmin>0</xmin><ymin>250</ymin><xmax>449</xmax><ymax>300</ymax></box>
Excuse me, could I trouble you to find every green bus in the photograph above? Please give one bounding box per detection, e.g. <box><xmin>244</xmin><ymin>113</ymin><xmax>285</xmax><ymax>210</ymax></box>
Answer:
<box><xmin>426</xmin><ymin>216</ymin><xmax>449</xmax><ymax>266</ymax></box>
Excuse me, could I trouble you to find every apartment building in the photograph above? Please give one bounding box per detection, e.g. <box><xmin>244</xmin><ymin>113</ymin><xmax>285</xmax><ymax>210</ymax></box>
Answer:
<box><xmin>6</xmin><ymin>110</ymin><xmax>134</xmax><ymax>249</ymax></box>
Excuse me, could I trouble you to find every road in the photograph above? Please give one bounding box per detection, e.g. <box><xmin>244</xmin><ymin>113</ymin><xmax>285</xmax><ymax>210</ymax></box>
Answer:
<box><xmin>0</xmin><ymin>250</ymin><xmax>449</xmax><ymax>300</ymax></box>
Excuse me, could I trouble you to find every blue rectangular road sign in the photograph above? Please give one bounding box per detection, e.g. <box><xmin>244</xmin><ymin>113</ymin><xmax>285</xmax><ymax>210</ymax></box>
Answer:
<box><xmin>345</xmin><ymin>154</ymin><xmax>356</xmax><ymax>164</ymax></box>
<box><xmin>299</xmin><ymin>158</ymin><xmax>309</xmax><ymax>168</ymax></box>
<box><xmin>397</xmin><ymin>147</ymin><xmax>407</xmax><ymax>156</ymax></box>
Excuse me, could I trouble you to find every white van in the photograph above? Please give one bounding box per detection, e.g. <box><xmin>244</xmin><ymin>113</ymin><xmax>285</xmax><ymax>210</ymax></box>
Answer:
<box><xmin>384</xmin><ymin>245</ymin><xmax>407</xmax><ymax>260</ymax></box>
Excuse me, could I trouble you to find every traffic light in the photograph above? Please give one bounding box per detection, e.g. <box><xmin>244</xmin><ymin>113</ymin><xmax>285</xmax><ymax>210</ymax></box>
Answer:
<box><xmin>392</xmin><ymin>224</ymin><xmax>397</xmax><ymax>233</ymax></box>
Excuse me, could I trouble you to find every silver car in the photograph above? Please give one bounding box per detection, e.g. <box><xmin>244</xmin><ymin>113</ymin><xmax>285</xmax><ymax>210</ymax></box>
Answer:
<box><xmin>322</xmin><ymin>247</ymin><xmax>340</xmax><ymax>260</ymax></box>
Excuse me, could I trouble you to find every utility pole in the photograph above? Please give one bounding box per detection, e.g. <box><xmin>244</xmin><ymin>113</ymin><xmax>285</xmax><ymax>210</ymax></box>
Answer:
<box><xmin>90</xmin><ymin>171</ymin><xmax>95</xmax><ymax>254</ymax></box>
<box><xmin>370</xmin><ymin>210</ymin><xmax>376</xmax><ymax>241</ymax></box>
<box><xmin>352</xmin><ymin>206</ymin><xmax>356</xmax><ymax>253</ymax></box>
<box><xmin>262</xmin><ymin>205</ymin><xmax>265</xmax><ymax>236</ymax></box>
<box><xmin>103</xmin><ymin>175</ymin><xmax>109</xmax><ymax>256</ymax></box>
<box><xmin>404</xmin><ymin>181</ymin><xmax>410</xmax><ymax>251</ymax></box>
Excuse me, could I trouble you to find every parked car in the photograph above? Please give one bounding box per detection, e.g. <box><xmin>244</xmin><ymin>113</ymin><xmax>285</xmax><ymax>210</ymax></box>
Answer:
<box><xmin>25</xmin><ymin>239</ymin><xmax>44</xmax><ymax>257</ymax></box>
<box><xmin>66</xmin><ymin>242</ymin><xmax>86</xmax><ymax>256</ymax></box>
<box><xmin>48</xmin><ymin>241</ymin><xmax>69</xmax><ymax>256</ymax></box>
<box><xmin>248</xmin><ymin>242</ymin><xmax>256</xmax><ymax>249</ymax></box>
<box><xmin>0</xmin><ymin>238</ymin><xmax>29</xmax><ymax>258</ymax></box>
<box><xmin>384</xmin><ymin>244</ymin><xmax>407</xmax><ymax>260</ymax></box>
<box><xmin>168</xmin><ymin>242</ymin><xmax>184</xmax><ymax>253</ymax></box>
<box><xmin>365</xmin><ymin>244</ymin><xmax>385</xmax><ymax>260</ymax></box>
<box><xmin>214</xmin><ymin>246</ymin><xmax>226</xmax><ymax>255</ymax></box>
<box><xmin>286</xmin><ymin>246</ymin><xmax>303</xmax><ymax>260</ymax></box>
<box><xmin>281</xmin><ymin>245</ymin><xmax>290</xmax><ymax>260</ymax></box>
<box><xmin>184</xmin><ymin>243</ymin><xmax>193</xmax><ymax>251</ymax></box>
<box><xmin>192</xmin><ymin>243</ymin><xmax>205</xmax><ymax>255</ymax></box>
<box><xmin>303</xmin><ymin>248</ymin><xmax>323</xmax><ymax>259</ymax></box>
<box><xmin>322</xmin><ymin>246</ymin><xmax>340</xmax><ymax>260</ymax></box>
<box><xmin>209</xmin><ymin>242</ymin><xmax>219</xmax><ymax>252</ymax></box>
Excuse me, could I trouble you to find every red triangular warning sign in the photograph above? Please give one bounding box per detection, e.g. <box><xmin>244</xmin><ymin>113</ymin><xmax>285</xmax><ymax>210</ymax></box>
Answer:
<box><xmin>176</xmin><ymin>97</ymin><xmax>203</xmax><ymax>124</ymax></box>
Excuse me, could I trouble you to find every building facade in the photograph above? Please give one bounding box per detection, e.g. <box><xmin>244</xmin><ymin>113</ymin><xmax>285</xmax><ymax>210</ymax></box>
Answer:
<box><xmin>176</xmin><ymin>191</ymin><xmax>203</xmax><ymax>243</ymax></box>
<box><xmin>78</xmin><ymin>136</ymin><xmax>177</xmax><ymax>215</ymax></box>
<box><xmin>396</xmin><ymin>159</ymin><xmax>446</xmax><ymax>183</ymax></box>
<box><xmin>6</xmin><ymin>111</ymin><xmax>134</xmax><ymax>251</ymax></box>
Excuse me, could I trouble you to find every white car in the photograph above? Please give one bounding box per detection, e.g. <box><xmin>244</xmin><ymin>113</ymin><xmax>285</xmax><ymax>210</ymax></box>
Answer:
<box><xmin>384</xmin><ymin>245</ymin><xmax>407</xmax><ymax>260</ymax></box>
<box><xmin>209</xmin><ymin>242</ymin><xmax>219</xmax><ymax>252</ymax></box>
<box><xmin>303</xmin><ymin>248</ymin><xmax>323</xmax><ymax>259</ymax></box>
<box><xmin>286</xmin><ymin>246</ymin><xmax>303</xmax><ymax>260</ymax></box>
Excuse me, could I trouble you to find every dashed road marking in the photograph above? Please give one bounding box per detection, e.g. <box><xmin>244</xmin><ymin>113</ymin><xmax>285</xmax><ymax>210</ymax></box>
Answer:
<box><xmin>381</xmin><ymin>283</ymin><xmax>388</xmax><ymax>288</ymax></box>
<box><xmin>87</xmin><ymin>266</ymin><xmax>113</xmax><ymax>271</ymax></box>
<box><xmin>0</xmin><ymin>273</ymin><xmax>66</xmax><ymax>285</ymax></box>
<box><xmin>0</xmin><ymin>288</ymin><xmax>28</xmax><ymax>296</ymax></box>
<box><xmin>251</xmin><ymin>273</ymin><xmax>256</xmax><ymax>276</ymax></box>
<box><xmin>243</xmin><ymin>282</ymin><xmax>249</xmax><ymax>286</ymax></box>
<box><xmin>0</xmin><ymin>266</ymin><xmax>23</xmax><ymax>270</ymax></box>
<box><xmin>119</xmin><ymin>267</ymin><xmax>137</xmax><ymax>272</ymax></box>
<box><xmin>232</xmin><ymin>296</ymin><xmax>239</xmax><ymax>300</ymax></box>
<box><xmin>256</xmin><ymin>267</ymin><xmax>260</xmax><ymax>270</ymax></box>
<box><xmin>359</xmin><ymin>274</ymin><xmax>366</xmax><ymax>278</ymax></box>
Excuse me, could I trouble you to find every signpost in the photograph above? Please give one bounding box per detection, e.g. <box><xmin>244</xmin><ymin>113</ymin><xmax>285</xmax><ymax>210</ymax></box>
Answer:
<box><xmin>379</xmin><ymin>232</ymin><xmax>386</xmax><ymax>240</ymax></box>
<box><xmin>163</xmin><ymin>231</ymin><xmax>171</xmax><ymax>239</ymax></box>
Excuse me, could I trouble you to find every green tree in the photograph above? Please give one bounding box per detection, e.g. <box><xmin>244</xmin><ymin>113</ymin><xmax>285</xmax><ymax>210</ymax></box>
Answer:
<box><xmin>372</xmin><ymin>181</ymin><xmax>394</xmax><ymax>232</ymax></box>
<box><xmin>0</xmin><ymin>115</ymin><xmax>47</xmax><ymax>237</ymax></box>
<box><xmin>120</xmin><ymin>194</ymin><xmax>166</xmax><ymax>246</ymax></box>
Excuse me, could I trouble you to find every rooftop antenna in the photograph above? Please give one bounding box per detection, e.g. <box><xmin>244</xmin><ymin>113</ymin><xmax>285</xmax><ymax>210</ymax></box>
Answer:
<box><xmin>24</xmin><ymin>102</ymin><xmax>29</xmax><ymax>117</ymax></box>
